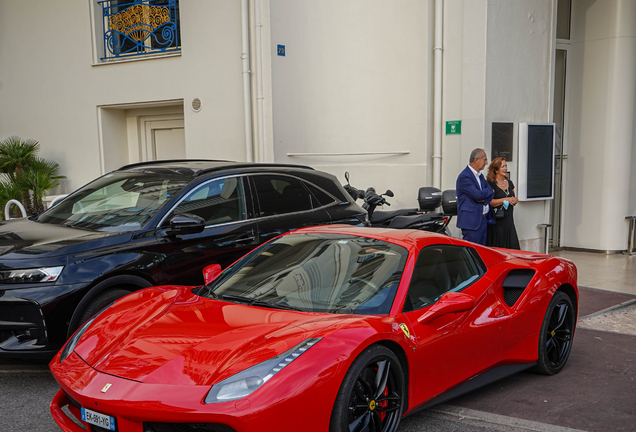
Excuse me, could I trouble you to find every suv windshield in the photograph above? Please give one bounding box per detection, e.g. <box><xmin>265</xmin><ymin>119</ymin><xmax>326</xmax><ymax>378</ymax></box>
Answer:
<box><xmin>37</xmin><ymin>171</ymin><xmax>190</xmax><ymax>232</ymax></box>
<box><xmin>202</xmin><ymin>233</ymin><xmax>408</xmax><ymax>315</ymax></box>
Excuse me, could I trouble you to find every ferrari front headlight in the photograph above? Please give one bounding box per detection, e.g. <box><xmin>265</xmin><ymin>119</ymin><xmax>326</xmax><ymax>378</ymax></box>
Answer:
<box><xmin>205</xmin><ymin>338</ymin><xmax>322</xmax><ymax>403</ymax></box>
<box><xmin>59</xmin><ymin>304</ymin><xmax>111</xmax><ymax>363</ymax></box>
<box><xmin>0</xmin><ymin>266</ymin><xmax>64</xmax><ymax>283</ymax></box>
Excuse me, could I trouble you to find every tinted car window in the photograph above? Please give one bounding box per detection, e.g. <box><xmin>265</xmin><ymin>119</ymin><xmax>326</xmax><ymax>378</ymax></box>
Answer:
<box><xmin>404</xmin><ymin>245</ymin><xmax>483</xmax><ymax>311</ymax></box>
<box><xmin>304</xmin><ymin>181</ymin><xmax>337</xmax><ymax>207</ymax></box>
<box><xmin>37</xmin><ymin>172</ymin><xmax>189</xmax><ymax>232</ymax></box>
<box><xmin>171</xmin><ymin>177</ymin><xmax>246</xmax><ymax>225</ymax></box>
<box><xmin>251</xmin><ymin>175</ymin><xmax>313</xmax><ymax>217</ymax></box>
<box><xmin>202</xmin><ymin>233</ymin><xmax>408</xmax><ymax>314</ymax></box>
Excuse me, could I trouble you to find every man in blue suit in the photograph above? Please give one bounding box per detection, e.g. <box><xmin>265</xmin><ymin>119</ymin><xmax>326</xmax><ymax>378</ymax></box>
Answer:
<box><xmin>456</xmin><ymin>148</ymin><xmax>494</xmax><ymax>245</ymax></box>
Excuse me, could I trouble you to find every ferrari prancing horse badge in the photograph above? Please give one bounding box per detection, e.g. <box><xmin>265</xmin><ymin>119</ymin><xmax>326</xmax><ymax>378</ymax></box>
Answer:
<box><xmin>399</xmin><ymin>323</ymin><xmax>410</xmax><ymax>338</ymax></box>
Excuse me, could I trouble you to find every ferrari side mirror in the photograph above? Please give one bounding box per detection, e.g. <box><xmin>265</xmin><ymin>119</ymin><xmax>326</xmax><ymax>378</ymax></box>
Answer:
<box><xmin>203</xmin><ymin>264</ymin><xmax>223</xmax><ymax>285</ymax></box>
<box><xmin>417</xmin><ymin>292</ymin><xmax>475</xmax><ymax>325</ymax></box>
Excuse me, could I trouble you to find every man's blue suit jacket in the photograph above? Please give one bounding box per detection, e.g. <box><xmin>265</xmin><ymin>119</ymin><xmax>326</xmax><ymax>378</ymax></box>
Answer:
<box><xmin>456</xmin><ymin>166</ymin><xmax>494</xmax><ymax>231</ymax></box>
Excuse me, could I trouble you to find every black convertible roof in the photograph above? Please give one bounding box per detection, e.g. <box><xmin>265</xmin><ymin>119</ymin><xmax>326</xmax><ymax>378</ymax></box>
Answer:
<box><xmin>116</xmin><ymin>159</ymin><xmax>314</xmax><ymax>177</ymax></box>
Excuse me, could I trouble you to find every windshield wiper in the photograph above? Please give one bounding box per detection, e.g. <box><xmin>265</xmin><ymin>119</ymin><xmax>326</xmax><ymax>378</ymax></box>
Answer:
<box><xmin>254</xmin><ymin>301</ymin><xmax>303</xmax><ymax>312</ymax></box>
<box><xmin>221</xmin><ymin>294</ymin><xmax>252</xmax><ymax>304</ymax></box>
<box><xmin>221</xmin><ymin>294</ymin><xmax>303</xmax><ymax>311</ymax></box>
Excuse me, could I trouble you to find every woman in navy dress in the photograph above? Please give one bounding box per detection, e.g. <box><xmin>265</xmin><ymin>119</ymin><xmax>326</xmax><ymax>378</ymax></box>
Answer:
<box><xmin>486</xmin><ymin>157</ymin><xmax>520</xmax><ymax>249</ymax></box>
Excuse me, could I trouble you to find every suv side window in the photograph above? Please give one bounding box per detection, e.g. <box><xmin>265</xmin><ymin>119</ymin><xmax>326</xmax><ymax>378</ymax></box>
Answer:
<box><xmin>172</xmin><ymin>177</ymin><xmax>246</xmax><ymax>225</ymax></box>
<box><xmin>251</xmin><ymin>175</ymin><xmax>313</xmax><ymax>217</ymax></box>
<box><xmin>404</xmin><ymin>245</ymin><xmax>483</xmax><ymax>312</ymax></box>
<box><xmin>303</xmin><ymin>181</ymin><xmax>337</xmax><ymax>208</ymax></box>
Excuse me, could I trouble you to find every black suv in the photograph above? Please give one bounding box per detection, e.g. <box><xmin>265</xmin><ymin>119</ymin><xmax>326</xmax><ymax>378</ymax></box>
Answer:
<box><xmin>0</xmin><ymin>160</ymin><xmax>366</xmax><ymax>358</ymax></box>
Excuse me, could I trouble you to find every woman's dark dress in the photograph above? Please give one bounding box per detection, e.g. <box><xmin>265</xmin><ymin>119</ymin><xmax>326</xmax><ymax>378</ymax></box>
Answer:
<box><xmin>487</xmin><ymin>180</ymin><xmax>520</xmax><ymax>249</ymax></box>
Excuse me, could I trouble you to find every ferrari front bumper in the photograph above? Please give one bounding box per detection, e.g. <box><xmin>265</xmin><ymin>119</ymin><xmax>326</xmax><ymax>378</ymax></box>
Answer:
<box><xmin>50</xmin><ymin>388</ymin><xmax>240</xmax><ymax>432</ymax></box>
<box><xmin>49</xmin><ymin>350</ymin><xmax>343</xmax><ymax>432</ymax></box>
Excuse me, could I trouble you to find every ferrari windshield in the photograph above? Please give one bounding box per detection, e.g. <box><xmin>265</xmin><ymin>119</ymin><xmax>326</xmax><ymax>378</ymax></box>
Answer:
<box><xmin>203</xmin><ymin>233</ymin><xmax>409</xmax><ymax>314</ymax></box>
<box><xmin>36</xmin><ymin>171</ymin><xmax>190</xmax><ymax>232</ymax></box>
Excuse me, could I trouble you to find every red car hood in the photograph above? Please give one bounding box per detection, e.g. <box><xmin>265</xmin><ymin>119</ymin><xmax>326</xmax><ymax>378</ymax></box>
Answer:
<box><xmin>73</xmin><ymin>286</ymin><xmax>362</xmax><ymax>386</ymax></box>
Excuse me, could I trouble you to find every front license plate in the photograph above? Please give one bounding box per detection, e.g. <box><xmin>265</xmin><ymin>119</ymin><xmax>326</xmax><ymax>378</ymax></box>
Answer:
<box><xmin>81</xmin><ymin>407</ymin><xmax>116</xmax><ymax>431</ymax></box>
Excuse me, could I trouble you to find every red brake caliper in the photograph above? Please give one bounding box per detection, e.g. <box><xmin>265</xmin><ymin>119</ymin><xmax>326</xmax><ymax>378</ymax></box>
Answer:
<box><xmin>378</xmin><ymin>385</ymin><xmax>389</xmax><ymax>420</ymax></box>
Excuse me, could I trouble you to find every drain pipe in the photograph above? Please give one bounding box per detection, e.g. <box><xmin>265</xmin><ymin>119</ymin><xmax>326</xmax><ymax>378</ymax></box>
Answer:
<box><xmin>432</xmin><ymin>0</ymin><xmax>444</xmax><ymax>188</ymax></box>
<box><xmin>254</xmin><ymin>0</ymin><xmax>266</xmax><ymax>162</ymax></box>
<box><xmin>241</xmin><ymin>0</ymin><xmax>254</xmax><ymax>162</ymax></box>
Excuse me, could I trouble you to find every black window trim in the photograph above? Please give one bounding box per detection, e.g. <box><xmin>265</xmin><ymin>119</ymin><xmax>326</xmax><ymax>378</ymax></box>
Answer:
<box><xmin>466</xmin><ymin>246</ymin><xmax>487</xmax><ymax>275</ymax></box>
<box><xmin>157</xmin><ymin>174</ymin><xmax>249</xmax><ymax>229</ymax></box>
<box><xmin>248</xmin><ymin>172</ymin><xmax>339</xmax><ymax>220</ymax></box>
<box><xmin>403</xmin><ymin>244</ymin><xmax>486</xmax><ymax>312</ymax></box>
<box><xmin>436</xmin><ymin>245</ymin><xmax>486</xmax><ymax>293</ymax></box>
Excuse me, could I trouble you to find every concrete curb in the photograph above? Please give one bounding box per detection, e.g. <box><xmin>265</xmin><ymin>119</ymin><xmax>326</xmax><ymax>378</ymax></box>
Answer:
<box><xmin>577</xmin><ymin>299</ymin><xmax>636</xmax><ymax>336</ymax></box>
<box><xmin>579</xmin><ymin>298</ymin><xmax>636</xmax><ymax>319</ymax></box>
<box><xmin>431</xmin><ymin>405</ymin><xmax>587</xmax><ymax>432</ymax></box>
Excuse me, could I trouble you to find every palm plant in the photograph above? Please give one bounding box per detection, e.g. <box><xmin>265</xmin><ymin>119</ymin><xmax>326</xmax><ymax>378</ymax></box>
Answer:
<box><xmin>15</xmin><ymin>158</ymin><xmax>65</xmax><ymax>215</ymax></box>
<box><xmin>0</xmin><ymin>136</ymin><xmax>65</xmax><ymax>218</ymax></box>
<box><xmin>0</xmin><ymin>176</ymin><xmax>24</xmax><ymax>218</ymax></box>
<box><xmin>0</xmin><ymin>136</ymin><xmax>39</xmax><ymax>172</ymax></box>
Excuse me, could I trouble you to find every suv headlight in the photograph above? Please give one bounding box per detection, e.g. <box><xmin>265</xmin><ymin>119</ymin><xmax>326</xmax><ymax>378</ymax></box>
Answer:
<box><xmin>0</xmin><ymin>266</ymin><xmax>64</xmax><ymax>283</ymax></box>
<box><xmin>205</xmin><ymin>338</ymin><xmax>322</xmax><ymax>403</ymax></box>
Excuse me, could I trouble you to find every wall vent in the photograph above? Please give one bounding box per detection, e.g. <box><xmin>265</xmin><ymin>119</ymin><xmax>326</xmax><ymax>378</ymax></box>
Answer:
<box><xmin>191</xmin><ymin>98</ymin><xmax>202</xmax><ymax>112</ymax></box>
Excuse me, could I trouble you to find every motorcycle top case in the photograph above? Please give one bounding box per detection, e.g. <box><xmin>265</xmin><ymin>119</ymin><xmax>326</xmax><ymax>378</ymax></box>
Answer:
<box><xmin>418</xmin><ymin>187</ymin><xmax>442</xmax><ymax>211</ymax></box>
<box><xmin>442</xmin><ymin>189</ymin><xmax>458</xmax><ymax>215</ymax></box>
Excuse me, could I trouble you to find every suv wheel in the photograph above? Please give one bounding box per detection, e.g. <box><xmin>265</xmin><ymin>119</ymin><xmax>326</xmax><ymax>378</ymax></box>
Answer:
<box><xmin>78</xmin><ymin>288</ymin><xmax>131</xmax><ymax>325</ymax></box>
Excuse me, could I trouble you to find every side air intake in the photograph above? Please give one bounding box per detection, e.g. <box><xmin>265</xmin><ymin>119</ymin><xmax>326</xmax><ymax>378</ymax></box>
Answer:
<box><xmin>502</xmin><ymin>269</ymin><xmax>536</xmax><ymax>307</ymax></box>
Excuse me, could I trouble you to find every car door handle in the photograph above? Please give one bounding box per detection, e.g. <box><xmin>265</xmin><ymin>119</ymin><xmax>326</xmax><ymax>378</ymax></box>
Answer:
<box><xmin>235</xmin><ymin>235</ymin><xmax>256</xmax><ymax>245</ymax></box>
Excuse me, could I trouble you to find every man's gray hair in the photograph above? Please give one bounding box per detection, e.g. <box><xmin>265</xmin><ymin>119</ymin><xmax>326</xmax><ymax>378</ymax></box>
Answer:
<box><xmin>469</xmin><ymin>148</ymin><xmax>486</xmax><ymax>163</ymax></box>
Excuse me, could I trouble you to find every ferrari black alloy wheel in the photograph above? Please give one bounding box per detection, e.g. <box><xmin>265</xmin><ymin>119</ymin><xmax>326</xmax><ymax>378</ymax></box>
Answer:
<box><xmin>330</xmin><ymin>345</ymin><xmax>404</xmax><ymax>432</ymax></box>
<box><xmin>535</xmin><ymin>291</ymin><xmax>575</xmax><ymax>375</ymax></box>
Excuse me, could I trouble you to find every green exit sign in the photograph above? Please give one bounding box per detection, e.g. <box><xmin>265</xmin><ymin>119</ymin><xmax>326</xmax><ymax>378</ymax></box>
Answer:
<box><xmin>446</xmin><ymin>120</ymin><xmax>461</xmax><ymax>135</ymax></box>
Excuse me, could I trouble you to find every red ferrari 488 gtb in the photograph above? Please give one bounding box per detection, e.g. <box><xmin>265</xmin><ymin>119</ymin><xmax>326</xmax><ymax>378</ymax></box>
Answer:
<box><xmin>50</xmin><ymin>225</ymin><xmax>578</xmax><ymax>432</ymax></box>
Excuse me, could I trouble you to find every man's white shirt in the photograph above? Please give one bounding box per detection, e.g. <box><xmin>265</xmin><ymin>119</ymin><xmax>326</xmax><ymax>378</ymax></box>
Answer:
<box><xmin>468</xmin><ymin>165</ymin><xmax>489</xmax><ymax>215</ymax></box>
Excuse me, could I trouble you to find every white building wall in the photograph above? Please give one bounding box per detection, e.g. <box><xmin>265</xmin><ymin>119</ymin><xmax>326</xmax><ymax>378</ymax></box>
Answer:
<box><xmin>441</xmin><ymin>0</ymin><xmax>553</xmax><ymax>249</ymax></box>
<box><xmin>483</xmin><ymin>0</ymin><xmax>555</xmax><ymax>252</ymax></box>
<box><xmin>441</xmin><ymin>0</ymin><xmax>486</xmax><ymax>181</ymax></box>
<box><xmin>0</xmin><ymin>0</ymin><xmax>248</xmax><ymax>192</ymax></box>
<box><xmin>269</xmin><ymin>0</ymin><xmax>432</xmax><ymax>210</ymax></box>
<box><xmin>564</xmin><ymin>0</ymin><xmax>636</xmax><ymax>250</ymax></box>
<box><xmin>441</xmin><ymin>0</ymin><xmax>489</xmax><ymax>237</ymax></box>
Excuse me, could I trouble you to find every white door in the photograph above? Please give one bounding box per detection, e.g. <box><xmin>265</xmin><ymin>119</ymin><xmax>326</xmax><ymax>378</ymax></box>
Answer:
<box><xmin>143</xmin><ymin>118</ymin><xmax>185</xmax><ymax>161</ymax></box>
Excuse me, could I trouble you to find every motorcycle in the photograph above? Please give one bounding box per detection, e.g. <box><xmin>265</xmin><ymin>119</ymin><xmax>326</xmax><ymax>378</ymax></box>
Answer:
<box><xmin>343</xmin><ymin>172</ymin><xmax>457</xmax><ymax>235</ymax></box>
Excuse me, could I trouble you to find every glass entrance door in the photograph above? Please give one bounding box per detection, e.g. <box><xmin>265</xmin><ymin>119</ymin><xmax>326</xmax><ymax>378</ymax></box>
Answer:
<box><xmin>550</xmin><ymin>49</ymin><xmax>567</xmax><ymax>249</ymax></box>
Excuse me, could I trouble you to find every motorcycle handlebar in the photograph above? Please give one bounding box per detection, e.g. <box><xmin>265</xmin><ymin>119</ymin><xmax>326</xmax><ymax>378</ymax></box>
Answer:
<box><xmin>364</xmin><ymin>190</ymin><xmax>390</xmax><ymax>206</ymax></box>
<box><xmin>343</xmin><ymin>177</ymin><xmax>391</xmax><ymax>207</ymax></box>
<box><xmin>343</xmin><ymin>184</ymin><xmax>365</xmax><ymax>200</ymax></box>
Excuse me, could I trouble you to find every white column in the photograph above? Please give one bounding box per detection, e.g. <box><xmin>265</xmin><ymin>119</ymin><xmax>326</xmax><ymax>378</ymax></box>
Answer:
<box><xmin>564</xmin><ymin>0</ymin><xmax>636</xmax><ymax>250</ymax></box>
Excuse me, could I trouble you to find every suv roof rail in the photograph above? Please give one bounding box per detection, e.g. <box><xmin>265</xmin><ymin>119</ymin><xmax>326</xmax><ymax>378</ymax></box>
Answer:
<box><xmin>116</xmin><ymin>160</ymin><xmax>315</xmax><ymax>175</ymax></box>
<box><xmin>116</xmin><ymin>159</ymin><xmax>227</xmax><ymax>171</ymax></box>
<box><xmin>194</xmin><ymin>162</ymin><xmax>314</xmax><ymax>177</ymax></box>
